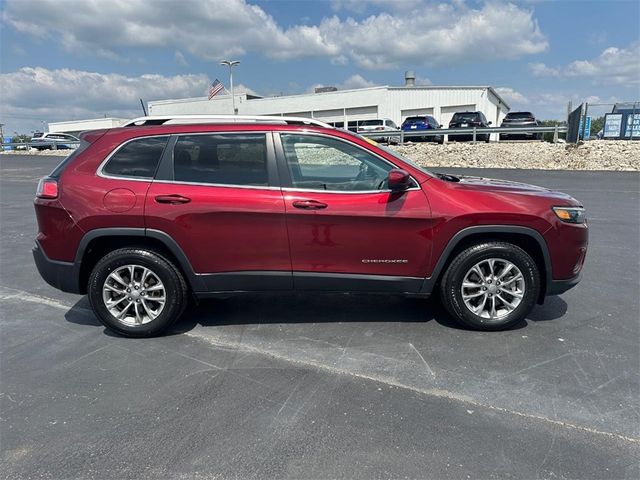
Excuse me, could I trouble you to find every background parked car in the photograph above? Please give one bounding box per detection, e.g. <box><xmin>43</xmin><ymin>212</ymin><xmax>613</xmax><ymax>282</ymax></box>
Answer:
<box><xmin>448</xmin><ymin>111</ymin><xmax>491</xmax><ymax>142</ymax></box>
<box><xmin>500</xmin><ymin>111</ymin><xmax>540</xmax><ymax>140</ymax></box>
<box><xmin>357</xmin><ymin>119</ymin><xmax>399</xmax><ymax>143</ymax></box>
<box><xmin>401</xmin><ymin>115</ymin><xmax>444</xmax><ymax>144</ymax></box>
<box><xmin>31</xmin><ymin>132</ymin><xmax>80</xmax><ymax>150</ymax></box>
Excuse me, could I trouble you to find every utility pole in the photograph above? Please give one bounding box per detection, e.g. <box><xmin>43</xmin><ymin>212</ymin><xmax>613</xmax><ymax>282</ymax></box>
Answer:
<box><xmin>220</xmin><ymin>60</ymin><xmax>240</xmax><ymax>114</ymax></box>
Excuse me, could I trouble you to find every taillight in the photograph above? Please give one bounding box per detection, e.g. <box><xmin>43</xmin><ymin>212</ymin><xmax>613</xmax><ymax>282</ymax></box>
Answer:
<box><xmin>36</xmin><ymin>178</ymin><xmax>58</xmax><ymax>199</ymax></box>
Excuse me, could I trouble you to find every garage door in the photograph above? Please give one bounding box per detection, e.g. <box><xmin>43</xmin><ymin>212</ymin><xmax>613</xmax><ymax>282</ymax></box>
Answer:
<box><xmin>345</xmin><ymin>106</ymin><xmax>378</xmax><ymax>120</ymax></box>
<box><xmin>401</xmin><ymin>107</ymin><xmax>434</xmax><ymax>121</ymax></box>
<box><xmin>440</xmin><ymin>105</ymin><xmax>475</xmax><ymax>127</ymax></box>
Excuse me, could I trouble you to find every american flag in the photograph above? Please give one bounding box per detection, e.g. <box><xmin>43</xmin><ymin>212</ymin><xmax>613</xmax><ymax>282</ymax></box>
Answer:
<box><xmin>208</xmin><ymin>79</ymin><xmax>224</xmax><ymax>100</ymax></box>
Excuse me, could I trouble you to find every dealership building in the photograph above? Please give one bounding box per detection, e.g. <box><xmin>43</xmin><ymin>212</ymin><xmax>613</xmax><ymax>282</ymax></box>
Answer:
<box><xmin>49</xmin><ymin>73</ymin><xmax>511</xmax><ymax>137</ymax></box>
<box><xmin>149</xmin><ymin>74</ymin><xmax>510</xmax><ymax>133</ymax></box>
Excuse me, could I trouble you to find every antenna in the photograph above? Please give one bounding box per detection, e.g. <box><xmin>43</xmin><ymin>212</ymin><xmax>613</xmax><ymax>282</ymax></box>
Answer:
<box><xmin>139</xmin><ymin>99</ymin><xmax>148</xmax><ymax>116</ymax></box>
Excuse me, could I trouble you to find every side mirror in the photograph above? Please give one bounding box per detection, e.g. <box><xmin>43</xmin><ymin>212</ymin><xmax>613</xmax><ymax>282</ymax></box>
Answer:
<box><xmin>387</xmin><ymin>169</ymin><xmax>412</xmax><ymax>191</ymax></box>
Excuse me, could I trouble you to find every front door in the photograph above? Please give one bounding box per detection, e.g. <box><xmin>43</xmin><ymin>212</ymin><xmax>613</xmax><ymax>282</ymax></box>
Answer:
<box><xmin>275</xmin><ymin>132</ymin><xmax>433</xmax><ymax>292</ymax></box>
<box><xmin>145</xmin><ymin>132</ymin><xmax>292</xmax><ymax>291</ymax></box>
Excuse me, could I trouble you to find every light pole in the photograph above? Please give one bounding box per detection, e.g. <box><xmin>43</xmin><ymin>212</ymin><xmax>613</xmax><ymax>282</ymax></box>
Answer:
<box><xmin>220</xmin><ymin>60</ymin><xmax>240</xmax><ymax>114</ymax></box>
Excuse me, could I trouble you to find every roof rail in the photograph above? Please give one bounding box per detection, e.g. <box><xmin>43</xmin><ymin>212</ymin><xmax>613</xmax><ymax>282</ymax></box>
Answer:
<box><xmin>122</xmin><ymin>115</ymin><xmax>332</xmax><ymax>128</ymax></box>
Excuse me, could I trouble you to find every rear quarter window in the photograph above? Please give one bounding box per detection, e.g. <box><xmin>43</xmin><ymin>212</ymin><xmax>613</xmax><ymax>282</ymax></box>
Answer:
<box><xmin>102</xmin><ymin>136</ymin><xmax>169</xmax><ymax>179</ymax></box>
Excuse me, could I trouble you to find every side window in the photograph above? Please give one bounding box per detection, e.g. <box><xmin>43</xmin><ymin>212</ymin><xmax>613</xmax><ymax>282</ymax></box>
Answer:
<box><xmin>173</xmin><ymin>134</ymin><xmax>268</xmax><ymax>186</ymax></box>
<box><xmin>280</xmin><ymin>134</ymin><xmax>393</xmax><ymax>192</ymax></box>
<box><xmin>103</xmin><ymin>136</ymin><xmax>168</xmax><ymax>178</ymax></box>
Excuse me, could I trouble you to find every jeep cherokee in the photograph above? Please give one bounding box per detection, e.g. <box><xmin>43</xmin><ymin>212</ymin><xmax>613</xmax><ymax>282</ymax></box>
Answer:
<box><xmin>33</xmin><ymin>115</ymin><xmax>588</xmax><ymax>337</ymax></box>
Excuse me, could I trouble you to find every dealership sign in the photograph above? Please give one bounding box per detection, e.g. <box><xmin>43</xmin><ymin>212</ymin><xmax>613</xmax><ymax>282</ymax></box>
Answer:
<box><xmin>578</xmin><ymin>116</ymin><xmax>591</xmax><ymax>139</ymax></box>
<box><xmin>603</xmin><ymin>114</ymin><xmax>623</xmax><ymax>138</ymax></box>
<box><xmin>623</xmin><ymin>113</ymin><xmax>640</xmax><ymax>138</ymax></box>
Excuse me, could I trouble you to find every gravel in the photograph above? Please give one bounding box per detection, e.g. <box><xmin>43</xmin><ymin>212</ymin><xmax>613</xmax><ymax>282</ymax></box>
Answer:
<box><xmin>391</xmin><ymin>140</ymin><xmax>639</xmax><ymax>171</ymax></box>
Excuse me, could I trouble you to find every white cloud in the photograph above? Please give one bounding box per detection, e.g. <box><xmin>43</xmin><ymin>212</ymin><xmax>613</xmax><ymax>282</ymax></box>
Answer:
<box><xmin>339</xmin><ymin>74</ymin><xmax>378</xmax><ymax>89</ymax></box>
<box><xmin>309</xmin><ymin>74</ymin><xmax>378</xmax><ymax>93</ymax></box>
<box><xmin>0</xmin><ymin>67</ymin><xmax>214</xmax><ymax>133</ymax></box>
<box><xmin>2</xmin><ymin>0</ymin><xmax>339</xmax><ymax>62</ymax></box>
<box><xmin>3</xmin><ymin>0</ymin><xmax>548</xmax><ymax>69</ymax></box>
<box><xmin>233</xmin><ymin>84</ymin><xmax>258</xmax><ymax>96</ymax></box>
<box><xmin>529</xmin><ymin>62</ymin><xmax>560</xmax><ymax>77</ymax></box>
<box><xmin>174</xmin><ymin>51</ymin><xmax>188</xmax><ymax>67</ymax></box>
<box><xmin>530</xmin><ymin>43</ymin><xmax>640</xmax><ymax>85</ymax></box>
<box><xmin>318</xmin><ymin>2</ymin><xmax>548</xmax><ymax>69</ymax></box>
<box><xmin>494</xmin><ymin>87</ymin><xmax>528</xmax><ymax>104</ymax></box>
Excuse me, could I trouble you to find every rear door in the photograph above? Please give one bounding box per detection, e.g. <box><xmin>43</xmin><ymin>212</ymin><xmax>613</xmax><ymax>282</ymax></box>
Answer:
<box><xmin>275</xmin><ymin>132</ymin><xmax>432</xmax><ymax>292</ymax></box>
<box><xmin>145</xmin><ymin>132</ymin><xmax>292</xmax><ymax>291</ymax></box>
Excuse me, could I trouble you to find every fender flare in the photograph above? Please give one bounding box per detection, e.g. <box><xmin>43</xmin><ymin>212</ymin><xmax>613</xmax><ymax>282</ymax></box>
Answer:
<box><xmin>74</xmin><ymin>227</ymin><xmax>205</xmax><ymax>292</ymax></box>
<box><xmin>420</xmin><ymin>225</ymin><xmax>552</xmax><ymax>294</ymax></box>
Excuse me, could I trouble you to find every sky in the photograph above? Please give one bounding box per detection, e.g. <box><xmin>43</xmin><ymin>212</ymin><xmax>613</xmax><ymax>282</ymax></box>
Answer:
<box><xmin>1</xmin><ymin>0</ymin><xmax>639</xmax><ymax>134</ymax></box>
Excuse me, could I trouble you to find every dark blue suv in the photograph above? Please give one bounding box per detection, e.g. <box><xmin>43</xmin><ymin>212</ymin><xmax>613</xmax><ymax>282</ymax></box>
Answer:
<box><xmin>401</xmin><ymin>115</ymin><xmax>443</xmax><ymax>144</ymax></box>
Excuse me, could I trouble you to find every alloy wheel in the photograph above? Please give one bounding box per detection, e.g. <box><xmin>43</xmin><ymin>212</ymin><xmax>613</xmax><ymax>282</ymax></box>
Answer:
<box><xmin>102</xmin><ymin>264</ymin><xmax>166</xmax><ymax>326</ymax></box>
<box><xmin>460</xmin><ymin>258</ymin><xmax>525</xmax><ymax>321</ymax></box>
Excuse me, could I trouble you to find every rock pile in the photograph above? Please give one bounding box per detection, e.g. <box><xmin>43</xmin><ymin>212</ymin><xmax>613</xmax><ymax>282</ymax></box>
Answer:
<box><xmin>391</xmin><ymin>140</ymin><xmax>639</xmax><ymax>171</ymax></box>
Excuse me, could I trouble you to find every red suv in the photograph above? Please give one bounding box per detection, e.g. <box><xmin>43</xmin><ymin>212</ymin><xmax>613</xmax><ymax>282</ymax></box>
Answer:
<box><xmin>33</xmin><ymin>115</ymin><xmax>588</xmax><ymax>337</ymax></box>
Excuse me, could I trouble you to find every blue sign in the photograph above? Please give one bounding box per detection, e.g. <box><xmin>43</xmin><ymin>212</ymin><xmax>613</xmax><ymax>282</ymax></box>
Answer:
<box><xmin>624</xmin><ymin>113</ymin><xmax>640</xmax><ymax>138</ymax></box>
<box><xmin>578</xmin><ymin>116</ymin><xmax>591</xmax><ymax>139</ymax></box>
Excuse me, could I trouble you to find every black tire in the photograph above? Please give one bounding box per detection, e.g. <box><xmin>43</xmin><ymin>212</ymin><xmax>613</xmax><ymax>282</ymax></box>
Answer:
<box><xmin>88</xmin><ymin>248</ymin><xmax>188</xmax><ymax>337</ymax></box>
<box><xmin>439</xmin><ymin>242</ymin><xmax>540</xmax><ymax>331</ymax></box>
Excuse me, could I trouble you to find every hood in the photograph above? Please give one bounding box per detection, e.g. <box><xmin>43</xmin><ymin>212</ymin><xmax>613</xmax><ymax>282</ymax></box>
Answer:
<box><xmin>435</xmin><ymin>173</ymin><xmax>579</xmax><ymax>203</ymax></box>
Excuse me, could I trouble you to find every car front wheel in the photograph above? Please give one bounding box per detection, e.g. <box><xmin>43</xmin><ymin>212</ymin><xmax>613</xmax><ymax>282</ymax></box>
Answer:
<box><xmin>88</xmin><ymin>248</ymin><xmax>188</xmax><ymax>337</ymax></box>
<box><xmin>440</xmin><ymin>242</ymin><xmax>540</xmax><ymax>330</ymax></box>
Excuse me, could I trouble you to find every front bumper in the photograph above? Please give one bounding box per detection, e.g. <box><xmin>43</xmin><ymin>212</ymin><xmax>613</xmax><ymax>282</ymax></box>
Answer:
<box><xmin>32</xmin><ymin>240</ymin><xmax>81</xmax><ymax>294</ymax></box>
<box><xmin>547</xmin><ymin>271</ymin><xmax>582</xmax><ymax>295</ymax></box>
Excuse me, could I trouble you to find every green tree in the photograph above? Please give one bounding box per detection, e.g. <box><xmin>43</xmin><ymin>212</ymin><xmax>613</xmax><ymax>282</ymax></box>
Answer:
<box><xmin>538</xmin><ymin>119</ymin><xmax>567</xmax><ymax>142</ymax></box>
<box><xmin>590</xmin><ymin>116</ymin><xmax>605</xmax><ymax>138</ymax></box>
<box><xmin>12</xmin><ymin>134</ymin><xmax>31</xmax><ymax>143</ymax></box>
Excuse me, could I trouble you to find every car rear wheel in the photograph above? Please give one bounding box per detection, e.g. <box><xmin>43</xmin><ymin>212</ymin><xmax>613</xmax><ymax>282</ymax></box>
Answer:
<box><xmin>439</xmin><ymin>242</ymin><xmax>540</xmax><ymax>331</ymax></box>
<box><xmin>88</xmin><ymin>248</ymin><xmax>188</xmax><ymax>337</ymax></box>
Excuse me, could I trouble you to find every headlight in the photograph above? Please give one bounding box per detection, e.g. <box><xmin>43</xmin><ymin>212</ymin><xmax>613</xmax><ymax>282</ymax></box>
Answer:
<box><xmin>552</xmin><ymin>206</ymin><xmax>586</xmax><ymax>224</ymax></box>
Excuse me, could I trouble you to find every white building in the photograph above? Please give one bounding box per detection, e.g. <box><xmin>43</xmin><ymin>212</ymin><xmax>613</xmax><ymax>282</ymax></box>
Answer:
<box><xmin>149</xmin><ymin>76</ymin><xmax>510</xmax><ymax>136</ymax></box>
<box><xmin>48</xmin><ymin>117</ymin><xmax>127</xmax><ymax>135</ymax></box>
<box><xmin>49</xmin><ymin>74</ymin><xmax>511</xmax><ymax>138</ymax></box>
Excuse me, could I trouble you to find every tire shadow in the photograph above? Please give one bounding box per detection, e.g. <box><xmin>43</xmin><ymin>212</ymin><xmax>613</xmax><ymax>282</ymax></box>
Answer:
<box><xmin>63</xmin><ymin>291</ymin><xmax>569</xmax><ymax>336</ymax></box>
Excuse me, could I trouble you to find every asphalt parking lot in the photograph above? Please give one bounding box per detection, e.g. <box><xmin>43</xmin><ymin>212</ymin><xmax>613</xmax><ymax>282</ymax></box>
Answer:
<box><xmin>1</xmin><ymin>154</ymin><xmax>639</xmax><ymax>479</ymax></box>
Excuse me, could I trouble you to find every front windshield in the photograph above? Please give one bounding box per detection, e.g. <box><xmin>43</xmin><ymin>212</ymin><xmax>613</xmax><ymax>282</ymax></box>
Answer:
<box><xmin>339</xmin><ymin>129</ymin><xmax>433</xmax><ymax>177</ymax></box>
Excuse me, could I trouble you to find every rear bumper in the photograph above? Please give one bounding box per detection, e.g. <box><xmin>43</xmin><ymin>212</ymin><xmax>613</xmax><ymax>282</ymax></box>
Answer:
<box><xmin>32</xmin><ymin>240</ymin><xmax>81</xmax><ymax>294</ymax></box>
<box><xmin>448</xmin><ymin>133</ymin><xmax>489</xmax><ymax>141</ymax></box>
<box><xmin>546</xmin><ymin>271</ymin><xmax>582</xmax><ymax>295</ymax></box>
<box><xmin>402</xmin><ymin>130</ymin><xmax>442</xmax><ymax>141</ymax></box>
